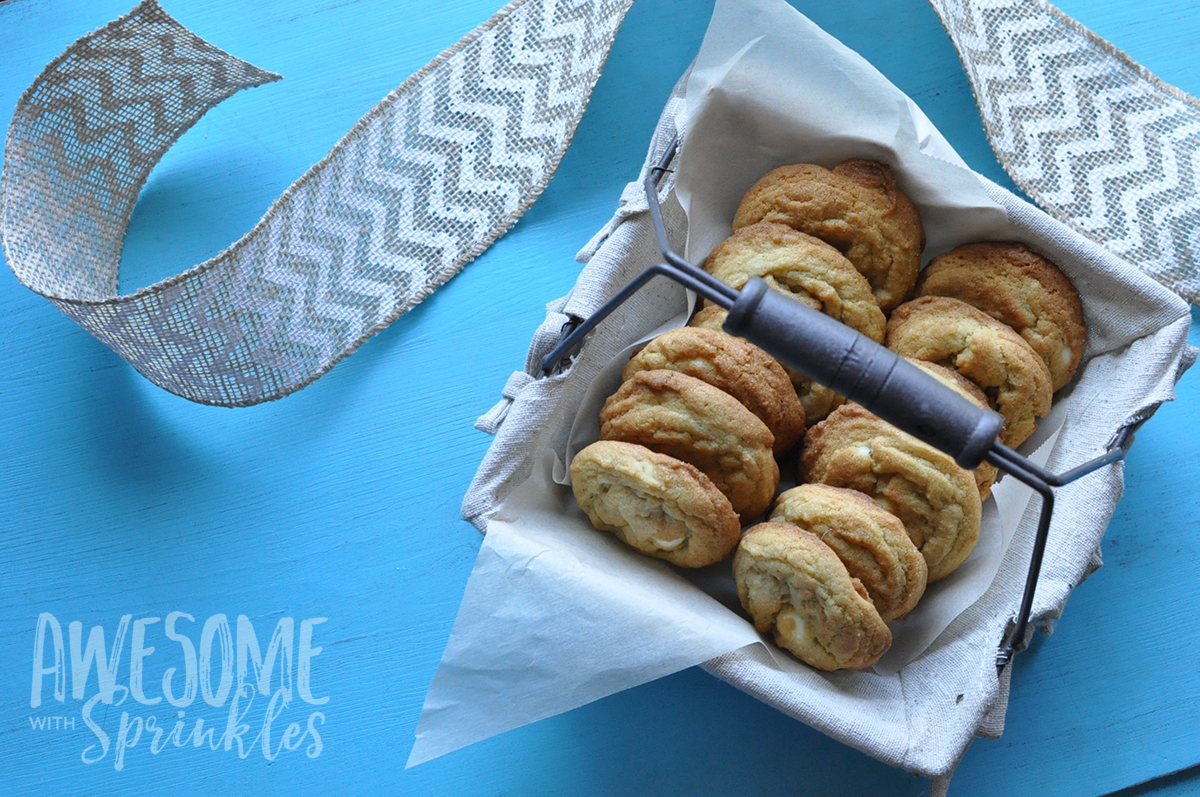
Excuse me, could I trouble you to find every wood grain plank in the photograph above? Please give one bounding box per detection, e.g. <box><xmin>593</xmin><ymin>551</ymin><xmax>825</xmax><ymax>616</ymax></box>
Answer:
<box><xmin>0</xmin><ymin>0</ymin><xmax>1197</xmax><ymax>794</ymax></box>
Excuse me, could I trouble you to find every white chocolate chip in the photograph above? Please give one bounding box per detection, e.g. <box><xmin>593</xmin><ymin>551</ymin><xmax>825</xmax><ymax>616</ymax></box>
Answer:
<box><xmin>1057</xmin><ymin>345</ymin><xmax>1073</xmax><ymax>372</ymax></box>
<box><xmin>776</xmin><ymin>605</ymin><xmax>807</xmax><ymax>646</ymax></box>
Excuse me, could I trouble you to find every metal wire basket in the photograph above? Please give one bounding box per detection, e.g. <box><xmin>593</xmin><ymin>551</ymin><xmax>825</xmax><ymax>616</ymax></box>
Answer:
<box><xmin>541</xmin><ymin>136</ymin><xmax>1145</xmax><ymax>670</ymax></box>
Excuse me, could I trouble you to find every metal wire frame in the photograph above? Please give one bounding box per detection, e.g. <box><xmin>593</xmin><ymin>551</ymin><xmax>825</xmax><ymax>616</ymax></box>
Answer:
<box><xmin>539</xmin><ymin>140</ymin><xmax>735</xmax><ymax>375</ymax></box>
<box><xmin>541</xmin><ymin>135</ymin><xmax>1142</xmax><ymax>672</ymax></box>
<box><xmin>986</xmin><ymin>426</ymin><xmax>1136</xmax><ymax>668</ymax></box>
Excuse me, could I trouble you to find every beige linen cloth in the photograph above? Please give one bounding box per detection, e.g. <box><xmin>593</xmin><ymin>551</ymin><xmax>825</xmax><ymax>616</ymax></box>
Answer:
<box><xmin>462</xmin><ymin>0</ymin><xmax>1197</xmax><ymax>781</ymax></box>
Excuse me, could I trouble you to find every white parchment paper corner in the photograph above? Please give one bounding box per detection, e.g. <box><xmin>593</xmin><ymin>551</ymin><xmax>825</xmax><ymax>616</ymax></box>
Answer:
<box><xmin>407</xmin><ymin>450</ymin><xmax>763</xmax><ymax>767</ymax></box>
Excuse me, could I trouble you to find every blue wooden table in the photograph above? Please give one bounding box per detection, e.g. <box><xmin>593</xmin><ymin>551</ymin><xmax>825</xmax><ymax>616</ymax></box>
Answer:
<box><xmin>1</xmin><ymin>0</ymin><xmax>1198</xmax><ymax>794</ymax></box>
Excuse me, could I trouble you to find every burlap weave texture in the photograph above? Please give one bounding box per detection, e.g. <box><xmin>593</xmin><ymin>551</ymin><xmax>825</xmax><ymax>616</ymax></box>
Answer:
<box><xmin>1</xmin><ymin>0</ymin><xmax>631</xmax><ymax>404</ymax></box>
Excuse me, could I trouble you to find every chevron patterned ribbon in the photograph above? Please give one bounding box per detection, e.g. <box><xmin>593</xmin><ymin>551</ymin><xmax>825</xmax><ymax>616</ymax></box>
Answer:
<box><xmin>1</xmin><ymin>0</ymin><xmax>631</xmax><ymax>405</ymax></box>
<box><xmin>4</xmin><ymin>1</ymin><xmax>1196</xmax><ymax>406</ymax></box>
<box><xmin>929</xmin><ymin>0</ymin><xmax>1200</xmax><ymax>303</ymax></box>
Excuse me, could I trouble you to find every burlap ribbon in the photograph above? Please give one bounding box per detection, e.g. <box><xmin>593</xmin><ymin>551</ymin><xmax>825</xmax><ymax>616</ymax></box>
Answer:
<box><xmin>929</xmin><ymin>0</ymin><xmax>1200</xmax><ymax>303</ymax></box>
<box><xmin>0</xmin><ymin>0</ymin><xmax>632</xmax><ymax>405</ymax></box>
<box><xmin>2</xmin><ymin>0</ymin><xmax>1196</xmax><ymax>406</ymax></box>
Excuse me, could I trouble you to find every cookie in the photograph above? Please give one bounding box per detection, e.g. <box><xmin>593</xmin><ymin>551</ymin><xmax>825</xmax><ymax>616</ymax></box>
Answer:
<box><xmin>732</xmin><ymin>160</ymin><xmax>924</xmax><ymax>311</ymax></box>
<box><xmin>800</xmin><ymin>403</ymin><xmax>982</xmax><ymax>582</ymax></box>
<box><xmin>599</xmin><ymin>370</ymin><xmax>779</xmax><ymax>523</ymax></box>
<box><xmin>770</xmin><ymin>484</ymin><xmax>927</xmax><ymax>622</ymax></box>
<box><xmin>689</xmin><ymin>305</ymin><xmax>733</xmax><ymax>332</ymax></box>
<box><xmin>570</xmin><ymin>441</ymin><xmax>742</xmax><ymax>568</ymax></box>
<box><xmin>734</xmin><ymin>522</ymin><xmax>892</xmax><ymax>670</ymax></box>
<box><xmin>917</xmin><ymin>242</ymin><xmax>1086</xmax><ymax>391</ymax></box>
<box><xmin>703</xmin><ymin>222</ymin><xmax>887</xmax><ymax>344</ymax></box>
<box><xmin>905</xmin><ymin>358</ymin><xmax>999</xmax><ymax>500</ymax></box>
<box><xmin>886</xmin><ymin>296</ymin><xmax>1053</xmax><ymax>448</ymax></box>
<box><xmin>623</xmin><ymin>327</ymin><xmax>805</xmax><ymax>455</ymax></box>
<box><xmin>691</xmin><ymin>305</ymin><xmax>846</xmax><ymax>423</ymax></box>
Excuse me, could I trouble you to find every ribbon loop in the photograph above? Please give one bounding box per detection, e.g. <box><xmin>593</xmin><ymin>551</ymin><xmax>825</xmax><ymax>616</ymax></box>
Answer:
<box><xmin>1</xmin><ymin>0</ymin><xmax>633</xmax><ymax>405</ymax></box>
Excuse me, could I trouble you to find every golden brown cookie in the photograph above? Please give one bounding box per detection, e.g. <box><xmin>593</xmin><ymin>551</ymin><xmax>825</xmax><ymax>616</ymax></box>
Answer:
<box><xmin>703</xmin><ymin>222</ymin><xmax>887</xmax><ymax>343</ymax></box>
<box><xmin>886</xmin><ymin>296</ymin><xmax>1053</xmax><ymax>448</ymax></box>
<box><xmin>734</xmin><ymin>522</ymin><xmax>892</xmax><ymax>670</ymax></box>
<box><xmin>917</xmin><ymin>242</ymin><xmax>1087</xmax><ymax>391</ymax></box>
<box><xmin>623</xmin><ymin>327</ymin><xmax>805</xmax><ymax>455</ymax></box>
<box><xmin>732</xmin><ymin>160</ymin><xmax>924</xmax><ymax>312</ymax></box>
<box><xmin>695</xmin><ymin>217</ymin><xmax>887</xmax><ymax>425</ymax></box>
<box><xmin>570</xmin><ymin>441</ymin><xmax>742</xmax><ymax>568</ymax></box>
<box><xmin>599</xmin><ymin>370</ymin><xmax>779</xmax><ymax>523</ymax></box>
<box><xmin>800</xmin><ymin>403</ymin><xmax>982</xmax><ymax>582</ymax></box>
<box><xmin>689</xmin><ymin>305</ymin><xmax>730</xmax><ymax>331</ymax></box>
<box><xmin>689</xmin><ymin>304</ymin><xmax>735</xmax><ymax>333</ymax></box>
<box><xmin>691</xmin><ymin>305</ymin><xmax>846</xmax><ymax>423</ymax></box>
<box><xmin>770</xmin><ymin>484</ymin><xmax>927</xmax><ymax>622</ymax></box>
<box><xmin>905</xmin><ymin>358</ymin><xmax>999</xmax><ymax>501</ymax></box>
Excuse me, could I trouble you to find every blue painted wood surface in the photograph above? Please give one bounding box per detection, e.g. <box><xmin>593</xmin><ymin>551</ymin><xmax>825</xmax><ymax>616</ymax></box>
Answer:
<box><xmin>0</xmin><ymin>0</ymin><xmax>1197</xmax><ymax>794</ymax></box>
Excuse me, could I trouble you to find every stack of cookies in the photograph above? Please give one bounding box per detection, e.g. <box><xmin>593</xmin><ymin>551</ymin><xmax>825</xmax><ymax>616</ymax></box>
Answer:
<box><xmin>570</xmin><ymin>328</ymin><xmax>799</xmax><ymax>568</ymax></box>
<box><xmin>570</xmin><ymin>159</ymin><xmax>1087</xmax><ymax>672</ymax></box>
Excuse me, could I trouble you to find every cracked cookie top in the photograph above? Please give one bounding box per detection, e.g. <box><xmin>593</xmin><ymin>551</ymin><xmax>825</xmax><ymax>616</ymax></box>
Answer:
<box><xmin>703</xmin><ymin>221</ymin><xmax>886</xmax><ymax>343</ymax></box>
<box><xmin>886</xmin><ymin>296</ymin><xmax>1053</xmax><ymax>448</ymax></box>
<box><xmin>623</xmin><ymin>326</ymin><xmax>805</xmax><ymax>456</ymax></box>
<box><xmin>599</xmin><ymin>370</ymin><xmax>779</xmax><ymax>524</ymax></box>
<box><xmin>917</xmin><ymin>242</ymin><xmax>1086</xmax><ymax>391</ymax></box>
<box><xmin>732</xmin><ymin>160</ymin><xmax>924</xmax><ymax>312</ymax></box>
<box><xmin>770</xmin><ymin>483</ymin><xmax>927</xmax><ymax>622</ymax></box>
<box><xmin>734</xmin><ymin>522</ymin><xmax>892</xmax><ymax>670</ymax></box>
<box><xmin>800</xmin><ymin>403</ymin><xmax>982</xmax><ymax>582</ymax></box>
<box><xmin>570</xmin><ymin>440</ymin><xmax>742</xmax><ymax>568</ymax></box>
